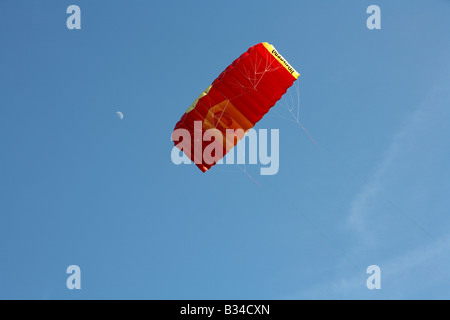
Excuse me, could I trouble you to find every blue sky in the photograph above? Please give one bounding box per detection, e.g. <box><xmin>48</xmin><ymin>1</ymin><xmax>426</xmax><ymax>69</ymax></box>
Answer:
<box><xmin>0</xmin><ymin>0</ymin><xmax>449</xmax><ymax>299</ymax></box>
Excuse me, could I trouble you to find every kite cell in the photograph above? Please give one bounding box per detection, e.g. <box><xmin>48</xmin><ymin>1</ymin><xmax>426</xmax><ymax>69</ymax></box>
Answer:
<box><xmin>172</xmin><ymin>42</ymin><xmax>300</xmax><ymax>172</ymax></box>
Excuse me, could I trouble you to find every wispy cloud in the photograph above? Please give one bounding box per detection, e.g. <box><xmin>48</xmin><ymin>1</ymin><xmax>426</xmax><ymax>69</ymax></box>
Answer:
<box><xmin>348</xmin><ymin>84</ymin><xmax>450</xmax><ymax>244</ymax></box>
<box><xmin>286</xmin><ymin>81</ymin><xmax>450</xmax><ymax>299</ymax></box>
<box><xmin>287</xmin><ymin>232</ymin><xmax>450</xmax><ymax>299</ymax></box>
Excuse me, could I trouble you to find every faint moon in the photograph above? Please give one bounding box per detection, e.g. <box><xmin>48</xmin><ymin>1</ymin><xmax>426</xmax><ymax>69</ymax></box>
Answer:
<box><xmin>116</xmin><ymin>111</ymin><xmax>124</xmax><ymax>120</ymax></box>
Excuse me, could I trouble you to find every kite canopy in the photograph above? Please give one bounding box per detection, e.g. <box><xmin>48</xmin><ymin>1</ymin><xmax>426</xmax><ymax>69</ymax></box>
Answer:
<box><xmin>172</xmin><ymin>42</ymin><xmax>299</xmax><ymax>172</ymax></box>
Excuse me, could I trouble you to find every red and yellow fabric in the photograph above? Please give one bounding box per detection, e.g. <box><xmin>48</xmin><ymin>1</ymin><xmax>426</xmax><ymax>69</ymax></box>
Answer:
<box><xmin>172</xmin><ymin>42</ymin><xmax>299</xmax><ymax>172</ymax></box>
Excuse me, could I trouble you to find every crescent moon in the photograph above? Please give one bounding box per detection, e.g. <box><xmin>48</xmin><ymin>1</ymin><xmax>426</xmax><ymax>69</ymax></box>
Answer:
<box><xmin>116</xmin><ymin>111</ymin><xmax>124</xmax><ymax>120</ymax></box>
